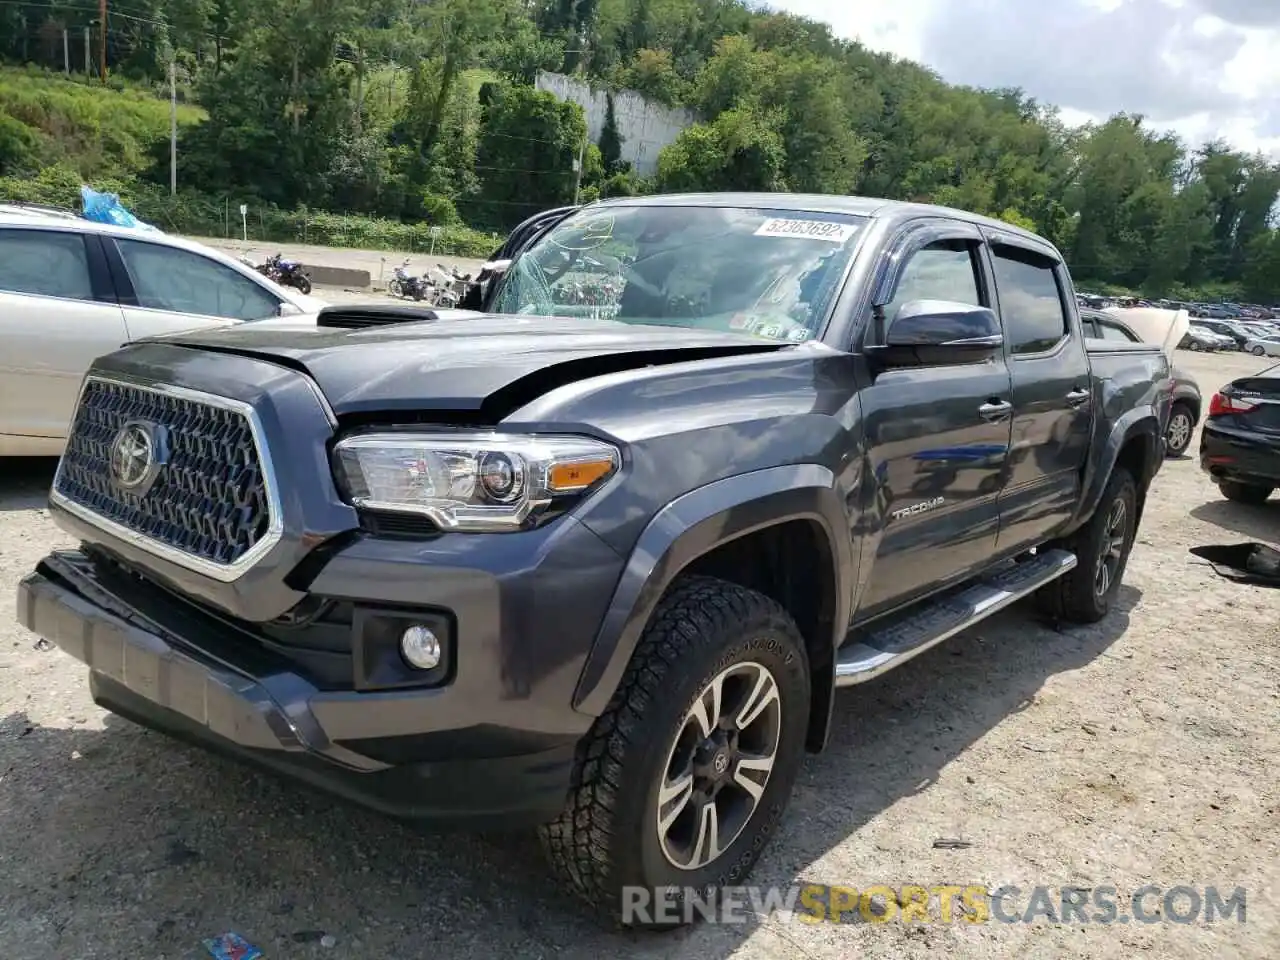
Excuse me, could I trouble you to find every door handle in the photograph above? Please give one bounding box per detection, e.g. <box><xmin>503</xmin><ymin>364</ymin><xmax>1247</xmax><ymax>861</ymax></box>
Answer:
<box><xmin>1065</xmin><ymin>388</ymin><xmax>1091</xmax><ymax>407</ymax></box>
<box><xmin>978</xmin><ymin>400</ymin><xmax>1013</xmax><ymax>422</ymax></box>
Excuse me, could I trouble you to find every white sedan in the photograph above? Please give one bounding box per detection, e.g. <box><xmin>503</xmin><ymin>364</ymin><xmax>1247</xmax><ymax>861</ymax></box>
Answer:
<box><xmin>1243</xmin><ymin>335</ymin><xmax>1280</xmax><ymax>358</ymax></box>
<box><xmin>0</xmin><ymin>207</ymin><xmax>326</xmax><ymax>456</ymax></box>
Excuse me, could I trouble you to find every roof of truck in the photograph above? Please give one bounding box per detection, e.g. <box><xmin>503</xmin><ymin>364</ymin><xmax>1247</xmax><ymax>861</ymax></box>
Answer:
<box><xmin>592</xmin><ymin>192</ymin><xmax>1053</xmax><ymax>250</ymax></box>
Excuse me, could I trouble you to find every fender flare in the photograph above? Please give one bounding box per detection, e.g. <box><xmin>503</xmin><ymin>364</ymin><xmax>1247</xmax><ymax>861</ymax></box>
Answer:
<box><xmin>571</xmin><ymin>464</ymin><xmax>855</xmax><ymax>723</ymax></box>
<box><xmin>1071</xmin><ymin>407</ymin><xmax>1161</xmax><ymax>528</ymax></box>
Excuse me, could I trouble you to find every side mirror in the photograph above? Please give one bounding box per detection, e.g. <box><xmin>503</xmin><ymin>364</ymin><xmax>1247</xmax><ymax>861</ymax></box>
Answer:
<box><xmin>871</xmin><ymin>299</ymin><xmax>1003</xmax><ymax>368</ymax></box>
<box><xmin>277</xmin><ymin>301</ymin><xmax>303</xmax><ymax>317</ymax></box>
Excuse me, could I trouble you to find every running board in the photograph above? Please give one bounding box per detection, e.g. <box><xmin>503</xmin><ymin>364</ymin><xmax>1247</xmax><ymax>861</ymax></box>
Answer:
<box><xmin>834</xmin><ymin>548</ymin><xmax>1077</xmax><ymax>687</ymax></box>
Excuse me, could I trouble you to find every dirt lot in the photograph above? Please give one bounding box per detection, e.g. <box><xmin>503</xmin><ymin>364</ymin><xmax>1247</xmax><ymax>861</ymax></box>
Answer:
<box><xmin>1</xmin><ymin>349</ymin><xmax>1277</xmax><ymax>960</ymax></box>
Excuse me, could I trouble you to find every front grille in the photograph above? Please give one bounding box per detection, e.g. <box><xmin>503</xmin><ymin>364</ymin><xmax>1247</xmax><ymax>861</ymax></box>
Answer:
<box><xmin>54</xmin><ymin>377</ymin><xmax>274</xmax><ymax>569</ymax></box>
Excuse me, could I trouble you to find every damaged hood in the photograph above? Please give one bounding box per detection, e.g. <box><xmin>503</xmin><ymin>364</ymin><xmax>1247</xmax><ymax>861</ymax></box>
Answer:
<box><xmin>155</xmin><ymin>313</ymin><xmax>788</xmax><ymax>416</ymax></box>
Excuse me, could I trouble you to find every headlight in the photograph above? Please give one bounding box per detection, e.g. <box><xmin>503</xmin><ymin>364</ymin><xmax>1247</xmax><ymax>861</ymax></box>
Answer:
<box><xmin>332</xmin><ymin>431</ymin><xmax>620</xmax><ymax>532</ymax></box>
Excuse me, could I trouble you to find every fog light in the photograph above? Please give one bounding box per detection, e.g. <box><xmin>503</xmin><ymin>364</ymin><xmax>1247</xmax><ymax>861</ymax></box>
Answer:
<box><xmin>399</xmin><ymin>624</ymin><xmax>442</xmax><ymax>670</ymax></box>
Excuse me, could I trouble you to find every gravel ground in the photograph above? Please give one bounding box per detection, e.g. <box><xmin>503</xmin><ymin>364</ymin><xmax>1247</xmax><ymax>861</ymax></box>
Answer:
<box><xmin>2</xmin><ymin>349</ymin><xmax>1278</xmax><ymax>960</ymax></box>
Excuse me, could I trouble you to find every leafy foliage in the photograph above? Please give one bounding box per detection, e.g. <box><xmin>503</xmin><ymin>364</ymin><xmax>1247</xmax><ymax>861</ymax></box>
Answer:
<box><xmin>1</xmin><ymin>0</ymin><xmax>1279</xmax><ymax>301</ymax></box>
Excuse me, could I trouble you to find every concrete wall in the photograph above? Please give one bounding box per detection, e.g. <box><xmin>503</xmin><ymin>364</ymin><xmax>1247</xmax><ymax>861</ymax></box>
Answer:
<box><xmin>535</xmin><ymin>71</ymin><xmax>697</xmax><ymax>177</ymax></box>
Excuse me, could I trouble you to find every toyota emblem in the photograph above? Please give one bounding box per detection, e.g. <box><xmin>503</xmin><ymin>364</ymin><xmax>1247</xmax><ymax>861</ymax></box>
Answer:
<box><xmin>109</xmin><ymin>420</ymin><xmax>167</xmax><ymax>494</ymax></box>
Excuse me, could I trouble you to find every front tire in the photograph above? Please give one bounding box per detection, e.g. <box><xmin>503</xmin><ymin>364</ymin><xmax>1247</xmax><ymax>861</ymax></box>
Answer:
<box><xmin>1188</xmin><ymin>341</ymin><xmax>1203</xmax><ymax>352</ymax></box>
<box><xmin>1165</xmin><ymin>402</ymin><xmax>1194</xmax><ymax>457</ymax></box>
<box><xmin>1219</xmin><ymin>480</ymin><xmax>1274</xmax><ymax>504</ymax></box>
<box><xmin>1037</xmin><ymin>467</ymin><xmax>1138</xmax><ymax>624</ymax></box>
<box><xmin>541</xmin><ymin>576</ymin><xmax>810</xmax><ymax>926</ymax></box>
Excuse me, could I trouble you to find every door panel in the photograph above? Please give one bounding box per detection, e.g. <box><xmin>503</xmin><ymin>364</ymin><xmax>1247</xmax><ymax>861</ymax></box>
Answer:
<box><xmin>987</xmin><ymin>242</ymin><xmax>1092</xmax><ymax>551</ymax></box>
<box><xmin>855</xmin><ymin>226</ymin><xmax>1013</xmax><ymax>618</ymax></box>
<box><xmin>0</xmin><ymin>229</ymin><xmax>127</xmax><ymax>438</ymax></box>
<box><xmin>858</xmin><ymin>364</ymin><xmax>1013</xmax><ymax>615</ymax></box>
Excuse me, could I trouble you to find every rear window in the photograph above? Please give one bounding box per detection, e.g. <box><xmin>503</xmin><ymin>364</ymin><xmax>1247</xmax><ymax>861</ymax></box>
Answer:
<box><xmin>0</xmin><ymin>228</ymin><xmax>96</xmax><ymax>301</ymax></box>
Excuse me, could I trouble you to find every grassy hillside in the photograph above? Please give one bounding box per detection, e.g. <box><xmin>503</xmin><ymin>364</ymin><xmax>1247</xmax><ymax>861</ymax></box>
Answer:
<box><xmin>0</xmin><ymin>65</ymin><xmax>205</xmax><ymax>181</ymax></box>
<box><xmin>0</xmin><ymin>65</ymin><xmax>499</xmax><ymax>257</ymax></box>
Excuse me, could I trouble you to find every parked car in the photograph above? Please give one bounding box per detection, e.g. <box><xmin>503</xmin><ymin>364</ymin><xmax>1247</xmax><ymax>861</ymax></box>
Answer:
<box><xmin>1081</xmin><ymin>308</ymin><xmax>1200</xmax><ymax>456</ymax></box>
<box><xmin>1181</xmin><ymin>325</ymin><xmax>1227</xmax><ymax>351</ymax></box>
<box><xmin>1201</xmin><ymin>363</ymin><xmax>1280</xmax><ymax>504</ymax></box>
<box><xmin>1243</xmin><ymin>335</ymin><xmax>1280</xmax><ymax>358</ymax></box>
<box><xmin>17</xmin><ymin>193</ymin><xmax>1172</xmax><ymax>925</ymax></box>
<box><xmin>1196</xmin><ymin>319</ymin><xmax>1252</xmax><ymax>349</ymax></box>
<box><xmin>0</xmin><ymin>208</ymin><xmax>327</xmax><ymax>456</ymax></box>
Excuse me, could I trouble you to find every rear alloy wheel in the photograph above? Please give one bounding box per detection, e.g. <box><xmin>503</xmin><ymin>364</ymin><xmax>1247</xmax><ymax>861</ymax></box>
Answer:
<box><xmin>1219</xmin><ymin>480</ymin><xmax>1274</xmax><ymax>505</ymax></box>
<box><xmin>541</xmin><ymin>576</ymin><xmax>810</xmax><ymax>927</ymax></box>
<box><xmin>1093</xmin><ymin>496</ymin><xmax>1130</xmax><ymax>599</ymax></box>
<box><xmin>1252</xmin><ymin>345</ymin><xmax>1267</xmax><ymax>356</ymax></box>
<box><xmin>1037</xmin><ymin>467</ymin><xmax>1137</xmax><ymax>624</ymax></box>
<box><xmin>1164</xmin><ymin>403</ymin><xmax>1194</xmax><ymax>457</ymax></box>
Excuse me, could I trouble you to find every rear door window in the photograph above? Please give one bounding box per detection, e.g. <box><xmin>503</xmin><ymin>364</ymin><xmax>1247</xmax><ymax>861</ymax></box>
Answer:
<box><xmin>991</xmin><ymin>246</ymin><xmax>1069</xmax><ymax>354</ymax></box>
<box><xmin>0</xmin><ymin>229</ymin><xmax>97</xmax><ymax>301</ymax></box>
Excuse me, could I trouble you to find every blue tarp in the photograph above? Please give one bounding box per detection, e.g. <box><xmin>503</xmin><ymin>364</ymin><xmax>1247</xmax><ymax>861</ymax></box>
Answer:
<box><xmin>79</xmin><ymin>185</ymin><xmax>161</xmax><ymax>232</ymax></box>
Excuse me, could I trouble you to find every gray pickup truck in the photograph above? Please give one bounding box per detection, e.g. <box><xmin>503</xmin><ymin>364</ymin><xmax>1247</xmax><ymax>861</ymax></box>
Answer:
<box><xmin>17</xmin><ymin>194</ymin><xmax>1171</xmax><ymax>924</ymax></box>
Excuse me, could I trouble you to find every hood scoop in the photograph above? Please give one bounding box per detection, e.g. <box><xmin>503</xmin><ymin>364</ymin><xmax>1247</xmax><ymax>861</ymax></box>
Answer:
<box><xmin>316</xmin><ymin>304</ymin><xmax>443</xmax><ymax>329</ymax></box>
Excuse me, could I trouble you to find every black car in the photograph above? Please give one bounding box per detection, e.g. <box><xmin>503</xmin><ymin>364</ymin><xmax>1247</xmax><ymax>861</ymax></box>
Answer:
<box><xmin>1080</xmin><ymin>308</ymin><xmax>1201</xmax><ymax>457</ymax></box>
<box><xmin>1201</xmin><ymin>363</ymin><xmax>1280</xmax><ymax>504</ymax></box>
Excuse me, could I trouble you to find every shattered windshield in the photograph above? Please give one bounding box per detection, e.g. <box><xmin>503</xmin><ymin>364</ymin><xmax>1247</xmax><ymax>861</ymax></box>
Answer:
<box><xmin>490</xmin><ymin>205</ymin><xmax>867</xmax><ymax>343</ymax></box>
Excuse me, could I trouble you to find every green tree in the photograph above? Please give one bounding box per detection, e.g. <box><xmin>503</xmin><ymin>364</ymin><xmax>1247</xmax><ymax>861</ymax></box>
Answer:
<box><xmin>656</xmin><ymin>105</ymin><xmax>786</xmax><ymax>192</ymax></box>
<box><xmin>470</xmin><ymin>82</ymin><xmax>585</xmax><ymax>229</ymax></box>
<box><xmin>598</xmin><ymin>92</ymin><xmax>623</xmax><ymax>173</ymax></box>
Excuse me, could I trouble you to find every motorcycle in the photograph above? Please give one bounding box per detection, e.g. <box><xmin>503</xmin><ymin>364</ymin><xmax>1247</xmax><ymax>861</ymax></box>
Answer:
<box><xmin>428</xmin><ymin>263</ymin><xmax>470</xmax><ymax>308</ymax></box>
<box><xmin>257</xmin><ymin>253</ymin><xmax>313</xmax><ymax>295</ymax></box>
<box><xmin>388</xmin><ymin>259</ymin><xmax>430</xmax><ymax>301</ymax></box>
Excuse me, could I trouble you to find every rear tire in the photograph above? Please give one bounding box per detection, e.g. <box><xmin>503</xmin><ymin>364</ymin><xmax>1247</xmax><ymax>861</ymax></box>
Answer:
<box><xmin>1189</xmin><ymin>341</ymin><xmax>1203</xmax><ymax>352</ymax></box>
<box><xmin>295</xmin><ymin>275</ymin><xmax>312</xmax><ymax>295</ymax></box>
<box><xmin>1218</xmin><ymin>480</ymin><xmax>1274</xmax><ymax>505</ymax></box>
<box><xmin>1252</xmin><ymin>345</ymin><xmax>1266</xmax><ymax>356</ymax></box>
<box><xmin>1164</xmin><ymin>402</ymin><xmax>1194</xmax><ymax>457</ymax></box>
<box><xmin>1037</xmin><ymin>467</ymin><xmax>1138</xmax><ymax>624</ymax></box>
<box><xmin>540</xmin><ymin>576</ymin><xmax>810</xmax><ymax>927</ymax></box>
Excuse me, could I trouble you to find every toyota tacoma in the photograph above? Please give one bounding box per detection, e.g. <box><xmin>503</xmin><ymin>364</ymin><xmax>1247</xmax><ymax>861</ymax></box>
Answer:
<box><xmin>17</xmin><ymin>194</ymin><xmax>1172</xmax><ymax>923</ymax></box>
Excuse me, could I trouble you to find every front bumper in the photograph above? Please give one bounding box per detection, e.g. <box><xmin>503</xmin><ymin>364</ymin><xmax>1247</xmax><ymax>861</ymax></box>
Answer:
<box><xmin>1200</xmin><ymin>420</ymin><xmax>1280</xmax><ymax>487</ymax></box>
<box><xmin>17</xmin><ymin>537</ymin><xmax>621</xmax><ymax>827</ymax></box>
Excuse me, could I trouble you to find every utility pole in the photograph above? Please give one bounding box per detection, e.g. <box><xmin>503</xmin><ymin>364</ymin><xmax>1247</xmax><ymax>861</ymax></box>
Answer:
<box><xmin>84</xmin><ymin>27</ymin><xmax>90</xmax><ymax>76</ymax></box>
<box><xmin>98</xmin><ymin>0</ymin><xmax>107</xmax><ymax>83</ymax></box>
<box><xmin>169</xmin><ymin>59</ymin><xmax>177</xmax><ymax>196</ymax></box>
<box><xmin>354</xmin><ymin>46</ymin><xmax>364</xmax><ymax>134</ymax></box>
<box><xmin>62</xmin><ymin>28</ymin><xmax>70</xmax><ymax>74</ymax></box>
<box><xmin>572</xmin><ymin>38</ymin><xmax>589</xmax><ymax>206</ymax></box>
<box><xmin>572</xmin><ymin>129</ymin><xmax>586</xmax><ymax>205</ymax></box>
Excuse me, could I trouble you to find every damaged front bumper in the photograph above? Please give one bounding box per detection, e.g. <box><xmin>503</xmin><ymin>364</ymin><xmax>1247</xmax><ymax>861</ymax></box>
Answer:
<box><xmin>16</xmin><ymin>549</ymin><xmax>605</xmax><ymax>828</ymax></box>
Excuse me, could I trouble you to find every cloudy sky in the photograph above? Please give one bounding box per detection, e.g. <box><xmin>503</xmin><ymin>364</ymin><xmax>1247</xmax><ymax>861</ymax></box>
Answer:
<box><xmin>772</xmin><ymin>0</ymin><xmax>1280</xmax><ymax>156</ymax></box>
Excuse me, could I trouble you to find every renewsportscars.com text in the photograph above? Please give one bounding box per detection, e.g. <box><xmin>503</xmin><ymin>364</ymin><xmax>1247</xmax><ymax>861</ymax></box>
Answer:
<box><xmin>621</xmin><ymin>884</ymin><xmax>1247</xmax><ymax>925</ymax></box>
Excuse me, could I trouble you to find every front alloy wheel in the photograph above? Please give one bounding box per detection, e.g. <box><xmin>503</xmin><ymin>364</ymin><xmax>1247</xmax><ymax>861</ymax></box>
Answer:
<box><xmin>657</xmin><ymin>661</ymin><xmax>781</xmax><ymax>871</ymax></box>
<box><xmin>540</xmin><ymin>576</ymin><xmax>810</xmax><ymax>926</ymax></box>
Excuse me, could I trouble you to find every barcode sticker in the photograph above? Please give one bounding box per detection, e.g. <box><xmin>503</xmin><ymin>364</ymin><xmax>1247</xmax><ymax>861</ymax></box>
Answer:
<box><xmin>753</xmin><ymin>218</ymin><xmax>858</xmax><ymax>243</ymax></box>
